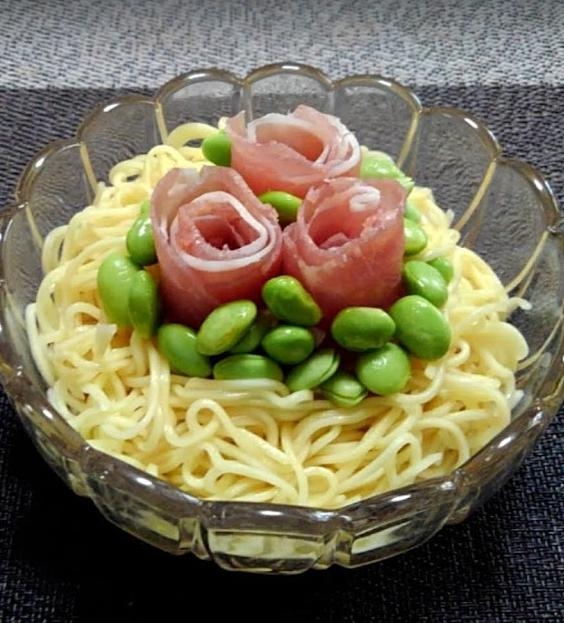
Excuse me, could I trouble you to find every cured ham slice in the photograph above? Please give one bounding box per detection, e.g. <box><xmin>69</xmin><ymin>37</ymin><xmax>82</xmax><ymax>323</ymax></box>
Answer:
<box><xmin>225</xmin><ymin>105</ymin><xmax>361</xmax><ymax>198</ymax></box>
<box><xmin>282</xmin><ymin>177</ymin><xmax>406</xmax><ymax>323</ymax></box>
<box><xmin>151</xmin><ymin>167</ymin><xmax>283</xmax><ymax>327</ymax></box>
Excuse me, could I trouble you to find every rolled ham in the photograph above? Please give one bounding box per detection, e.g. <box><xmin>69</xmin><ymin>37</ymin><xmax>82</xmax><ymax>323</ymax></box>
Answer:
<box><xmin>151</xmin><ymin>166</ymin><xmax>283</xmax><ymax>327</ymax></box>
<box><xmin>282</xmin><ymin>177</ymin><xmax>406</xmax><ymax>323</ymax></box>
<box><xmin>225</xmin><ymin>105</ymin><xmax>361</xmax><ymax>198</ymax></box>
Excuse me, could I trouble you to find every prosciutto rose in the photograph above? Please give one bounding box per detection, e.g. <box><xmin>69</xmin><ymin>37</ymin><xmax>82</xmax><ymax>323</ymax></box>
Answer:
<box><xmin>225</xmin><ymin>105</ymin><xmax>361</xmax><ymax>198</ymax></box>
<box><xmin>282</xmin><ymin>177</ymin><xmax>406</xmax><ymax>322</ymax></box>
<box><xmin>151</xmin><ymin>166</ymin><xmax>283</xmax><ymax>327</ymax></box>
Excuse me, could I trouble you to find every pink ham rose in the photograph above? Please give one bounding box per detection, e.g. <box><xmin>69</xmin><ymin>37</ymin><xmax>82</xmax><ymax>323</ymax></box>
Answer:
<box><xmin>225</xmin><ymin>105</ymin><xmax>361</xmax><ymax>198</ymax></box>
<box><xmin>282</xmin><ymin>177</ymin><xmax>406</xmax><ymax>323</ymax></box>
<box><xmin>151</xmin><ymin>166</ymin><xmax>283</xmax><ymax>327</ymax></box>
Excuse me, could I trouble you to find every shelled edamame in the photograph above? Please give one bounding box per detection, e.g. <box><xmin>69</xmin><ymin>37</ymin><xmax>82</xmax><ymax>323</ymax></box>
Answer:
<box><xmin>258</xmin><ymin>191</ymin><xmax>301</xmax><ymax>225</ymax></box>
<box><xmin>360</xmin><ymin>150</ymin><xmax>414</xmax><ymax>191</ymax></box>
<box><xmin>201</xmin><ymin>130</ymin><xmax>232</xmax><ymax>166</ymax></box>
<box><xmin>196</xmin><ymin>300</ymin><xmax>257</xmax><ymax>356</ymax></box>
<box><xmin>97</xmin><ymin>253</ymin><xmax>140</xmax><ymax>327</ymax></box>
<box><xmin>96</xmin><ymin>202</ymin><xmax>160</xmax><ymax>338</ymax></box>
<box><xmin>126</xmin><ymin>200</ymin><xmax>157</xmax><ymax>266</ymax></box>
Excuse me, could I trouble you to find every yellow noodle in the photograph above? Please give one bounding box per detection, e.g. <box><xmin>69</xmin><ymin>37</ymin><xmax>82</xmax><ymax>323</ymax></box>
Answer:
<box><xmin>25</xmin><ymin>122</ymin><xmax>530</xmax><ymax>509</ymax></box>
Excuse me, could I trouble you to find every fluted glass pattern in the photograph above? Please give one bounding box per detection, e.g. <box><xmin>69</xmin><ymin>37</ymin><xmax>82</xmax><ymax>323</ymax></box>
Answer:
<box><xmin>0</xmin><ymin>64</ymin><xmax>562</xmax><ymax>573</ymax></box>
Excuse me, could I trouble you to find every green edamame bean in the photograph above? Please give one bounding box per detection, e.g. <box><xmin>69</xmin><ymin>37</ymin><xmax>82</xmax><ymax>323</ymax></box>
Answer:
<box><xmin>404</xmin><ymin>198</ymin><xmax>421</xmax><ymax>223</ymax></box>
<box><xmin>213</xmin><ymin>354</ymin><xmax>283</xmax><ymax>382</ymax></box>
<box><xmin>427</xmin><ymin>256</ymin><xmax>454</xmax><ymax>284</ymax></box>
<box><xmin>158</xmin><ymin>324</ymin><xmax>211</xmax><ymax>377</ymax></box>
<box><xmin>320</xmin><ymin>370</ymin><xmax>368</xmax><ymax>407</ymax></box>
<box><xmin>97</xmin><ymin>252</ymin><xmax>139</xmax><ymax>326</ymax></box>
<box><xmin>229</xmin><ymin>313</ymin><xmax>271</xmax><ymax>354</ymax></box>
<box><xmin>261</xmin><ymin>325</ymin><xmax>315</xmax><ymax>365</ymax></box>
<box><xmin>356</xmin><ymin>343</ymin><xmax>411</xmax><ymax>396</ymax></box>
<box><xmin>126</xmin><ymin>213</ymin><xmax>157</xmax><ymax>266</ymax></box>
<box><xmin>197</xmin><ymin>300</ymin><xmax>257</xmax><ymax>356</ymax></box>
<box><xmin>402</xmin><ymin>260</ymin><xmax>448</xmax><ymax>308</ymax></box>
<box><xmin>285</xmin><ymin>348</ymin><xmax>340</xmax><ymax>392</ymax></box>
<box><xmin>404</xmin><ymin>218</ymin><xmax>428</xmax><ymax>255</ymax></box>
<box><xmin>262</xmin><ymin>276</ymin><xmax>322</xmax><ymax>326</ymax></box>
<box><xmin>258</xmin><ymin>191</ymin><xmax>301</xmax><ymax>225</ymax></box>
<box><xmin>360</xmin><ymin>151</ymin><xmax>414</xmax><ymax>191</ymax></box>
<box><xmin>201</xmin><ymin>131</ymin><xmax>231</xmax><ymax>166</ymax></box>
<box><xmin>389</xmin><ymin>295</ymin><xmax>451</xmax><ymax>360</ymax></box>
<box><xmin>128</xmin><ymin>269</ymin><xmax>160</xmax><ymax>338</ymax></box>
<box><xmin>331</xmin><ymin>307</ymin><xmax>396</xmax><ymax>352</ymax></box>
<box><xmin>138</xmin><ymin>199</ymin><xmax>150</xmax><ymax>217</ymax></box>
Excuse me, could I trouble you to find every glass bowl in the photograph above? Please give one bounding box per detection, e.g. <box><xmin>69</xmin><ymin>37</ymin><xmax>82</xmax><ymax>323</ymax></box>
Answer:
<box><xmin>0</xmin><ymin>63</ymin><xmax>562</xmax><ymax>574</ymax></box>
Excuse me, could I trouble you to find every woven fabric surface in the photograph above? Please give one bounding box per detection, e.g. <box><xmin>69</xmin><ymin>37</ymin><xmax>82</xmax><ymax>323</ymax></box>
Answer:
<box><xmin>1</xmin><ymin>0</ymin><xmax>564</xmax><ymax>88</ymax></box>
<box><xmin>0</xmin><ymin>1</ymin><xmax>563</xmax><ymax>622</ymax></box>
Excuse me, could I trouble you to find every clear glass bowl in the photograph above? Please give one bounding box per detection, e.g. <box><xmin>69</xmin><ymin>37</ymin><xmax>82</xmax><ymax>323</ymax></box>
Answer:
<box><xmin>0</xmin><ymin>63</ymin><xmax>562</xmax><ymax>574</ymax></box>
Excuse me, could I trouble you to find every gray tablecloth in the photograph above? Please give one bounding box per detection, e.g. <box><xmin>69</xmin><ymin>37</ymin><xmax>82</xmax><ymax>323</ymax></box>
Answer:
<box><xmin>1</xmin><ymin>1</ymin><xmax>563</xmax><ymax>621</ymax></box>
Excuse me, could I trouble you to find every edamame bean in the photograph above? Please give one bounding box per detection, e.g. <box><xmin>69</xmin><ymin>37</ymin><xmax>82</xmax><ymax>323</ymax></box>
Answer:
<box><xmin>258</xmin><ymin>191</ymin><xmax>301</xmax><ymax>225</ymax></box>
<box><xmin>320</xmin><ymin>370</ymin><xmax>368</xmax><ymax>407</ymax></box>
<box><xmin>213</xmin><ymin>354</ymin><xmax>283</xmax><ymax>381</ymax></box>
<box><xmin>201</xmin><ymin>131</ymin><xmax>231</xmax><ymax>166</ymax></box>
<box><xmin>360</xmin><ymin>151</ymin><xmax>414</xmax><ymax>191</ymax></box>
<box><xmin>97</xmin><ymin>252</ymin><xmax>139</xmax><ymax>326</ymax></box>
<box><xmin>261</xmin><ymin>325</ymin><xmax>315</xmax><ymax>365</ymax></box>
<box><xmin>404</xmin><ymin>198</ymin><xmax>421</xmax><ymax>223</ymax></box>
<box><xmin>404</xmin><ymin>218</ymin><xmax>428</xmax><ymax>255</ymax></box>
<box><xmin>356</xmin><ymin>343</ymin><xmax>411</xmax><ymax>396</ymax></box>
<box><xmin>229</xmin><ymin>313</ymin><xmax>271</xmax><ymax>354</ymax></box>
<box><xmin>196</xmin><ymin>300</ymin><xmax>257</xmax><ymax>356</ymax></box>
<box><xmin>285</xmin><ymin>348</ymin><xmax>340</xmax><ymax>392</ymax></box>
<box><xmin>402</xmin><ymin>260</ymin><xmax>448</xmax><ymax>308</ymax></box>
<box><xmin>389</xmin><ymin>294</ymin><xmax>451</xmax><ymax>360</ymax></box>
<box><xmin>126</xmin><ymin>212</ymin><xmax>157</xmax><ymax>266</ymax></box>
<box><xmin>139</xmin><ymin>199</ymin><xmax>150</xmax><ymax>217</ymax></box>
<box><xmin>158</xmin><ymin>324</ymin><xmax>211</xmax><ymax>377</ymax></box>
<box><xmin>331</xmin><ymin>307</ymin><xmax>396</xmax><ymax>352</ymax></box>
<box><xmin>427</xmin><ymin>256</ymin><xmax>454</xmax><ymax>284</ymax></box>
<box><xmin>262</xmin><ymin>276</ymin><xmax>322</xmax><ymax>326</ymax></box>
<box><xmin>128</xmin><ymin>269</ymin><xmax>160</xmax><ymax>338</ymax></box>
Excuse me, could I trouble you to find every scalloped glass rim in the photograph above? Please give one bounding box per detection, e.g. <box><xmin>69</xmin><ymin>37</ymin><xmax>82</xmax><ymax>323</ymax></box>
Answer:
<box><xmin>0</xmin><ymin>62</ymin><xmax>563</xmax><ymax>571</ymax></box>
